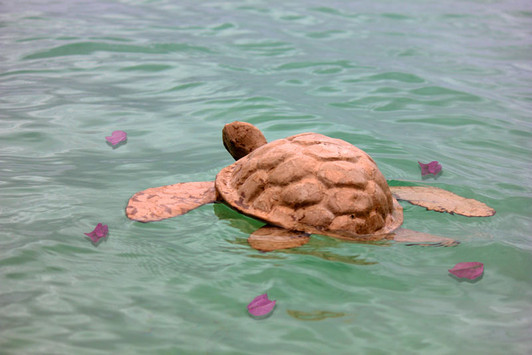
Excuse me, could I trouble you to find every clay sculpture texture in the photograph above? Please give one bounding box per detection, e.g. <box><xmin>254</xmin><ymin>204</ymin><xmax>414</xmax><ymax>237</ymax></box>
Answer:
<box><xmin>126</xmin><ymin>121</ymin><xmax>495</xmax><ymax>251</ymax></box>
<box><xmin>216</xmin><ymin>132</ymin><xmax>403</xmax><ymax>240</ymax></box>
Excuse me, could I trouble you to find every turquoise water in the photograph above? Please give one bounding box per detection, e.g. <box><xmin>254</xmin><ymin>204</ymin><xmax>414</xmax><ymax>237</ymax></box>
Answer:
<box><xmin>1</xmin><ymin>0</ymin><xmax>531</xmax><ymax>353</ymax></box>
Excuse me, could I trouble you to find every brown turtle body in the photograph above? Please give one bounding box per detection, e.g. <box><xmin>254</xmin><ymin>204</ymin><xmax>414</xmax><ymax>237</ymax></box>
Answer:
<box><xmin>215</xmin><ymin>132</ymin><xmax>403</xmax><ymax>240</ymax></box>
<box><xmin>127</xmin><ymin>121</ymin><xmax>495</xmax><ymax>251</ymax></box>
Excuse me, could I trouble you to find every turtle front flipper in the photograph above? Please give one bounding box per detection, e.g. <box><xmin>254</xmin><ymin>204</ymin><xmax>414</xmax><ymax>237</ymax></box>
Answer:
<box><xmin>248</xmin><ymin>226</ymin><xmax>310</xmax><ymax>252</ymax></box>
<box><xmin>390</xmin><ymin>186</ymin><xmax>495</xmax><ymax>217</ymax></box>
<box><xmin>392</xmin><ymin>228</ymin><xmax>459</xmax><ymax>247</ymax></box>
<box><xmin>126</xmin><ymin>181</ymin><xmax>217</xmax><ymax>222</ymax></box>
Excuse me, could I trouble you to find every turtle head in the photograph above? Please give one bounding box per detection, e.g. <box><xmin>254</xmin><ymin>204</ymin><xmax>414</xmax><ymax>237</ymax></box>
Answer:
<box><xmin>222</xmin><ymin>121</ymin><xmax>267</xmax><ymax>160</ymax></box>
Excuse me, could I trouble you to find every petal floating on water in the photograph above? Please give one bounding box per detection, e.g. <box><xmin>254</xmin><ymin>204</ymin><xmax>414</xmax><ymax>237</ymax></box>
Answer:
<box><xmin>84</xmin><ymin>223</ymin><xmax>108</xmax><ymax>243</ymax></box>
<box><xmin>247</xmin><ymin>293</ymin><xmax>276</xmax><ymax>317</ymax></box>
<box><xmin>418</xmin><ymin>161</ymin><xmax>442</xmax><ymax>176</ymax></box>
<box><xmin>105</xmin><ymin>130</ymin><xmax>127</xmax><ymax>145</ymax></box>
<box><xmin>449</xmin><ymin>262</ymin><xmax>484</xmax><ymax>280</ymax></box>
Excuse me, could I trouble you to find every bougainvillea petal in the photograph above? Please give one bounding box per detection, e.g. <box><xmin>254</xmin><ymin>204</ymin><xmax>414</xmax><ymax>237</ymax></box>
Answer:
<box><xmin>390</xmin><ymin>186</ymin><xmax>496</xmax><ymax>217</ymax></box>
<box><xmin>449</xmin><ymin>262</ymin><xmax>484</xmax><ymax>280</ymax></box>
<box><xmin>105</xmin><ymin>130</ymin><xmax>127</xmax><ymax>145</ymax></box>
<box><xmin>247</xmin><ymin>294</ymin><xmax>276</xmax><ymax>317</ymax></box>
<box><xmin>84</xmin><ymin>223</ymin><xmax>108</xmax><ymax>243</ymax></box>
<box><xmin>418</xmin><ymin>161</ymin><xmax>442</xmax><ymax>176</ymax></box>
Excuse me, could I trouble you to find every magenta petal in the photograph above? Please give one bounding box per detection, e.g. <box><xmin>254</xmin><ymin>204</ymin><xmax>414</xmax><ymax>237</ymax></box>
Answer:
<box><xmin>105</xmin><ymin>130</ymin><xmax>127</xmax><ymax>145</ymax></box>
<box><xmin>84</xmin><ymin>223</ymin><xmax>109</xmax><ymax>243</ymax></box>
<box><xmin>418</xmin><ymin>161</ymin><xmax>442</xmax><ymax>176</ymax></box>
<box><xmin>449</xmin><ymin>262</ymin><xmax>484</xmax><ymax>280</ymax></box>
<box><xmin>247</xmin><ymin>293</ymin><xmax>276</xmax><ymax>317</ymax></box>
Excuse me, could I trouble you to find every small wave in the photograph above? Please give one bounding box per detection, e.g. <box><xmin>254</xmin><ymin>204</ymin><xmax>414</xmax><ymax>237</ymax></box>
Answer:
<box><xmin>23</xmin><ymin>42</ymin><xmax>213</xmax><ymax>60</ymax></box>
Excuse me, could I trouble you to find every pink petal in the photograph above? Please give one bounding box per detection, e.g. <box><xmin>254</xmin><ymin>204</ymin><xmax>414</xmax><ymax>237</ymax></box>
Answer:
<box><xmin>105</xmin><ymin>130</ymin><xmax>127</xmax><ymax>145</ymax></box>
<box><xmin>84</xmin><ymin>223</ymin><xmax>108</xmax><ymax>243</ymax></box>
<box><xmin>247</xmin><ymin>293</ymin><xmax>276</xmax><ymax>317</ymax></box>
<box><xmin>418</xmin><ymin>161</ymin><xmax>442</xmax><ymax>176</ymax></box>
<box><xmin>449</xmin><ymin>262</ymin><xmax>484</xmax><ymax>280</ymax></box>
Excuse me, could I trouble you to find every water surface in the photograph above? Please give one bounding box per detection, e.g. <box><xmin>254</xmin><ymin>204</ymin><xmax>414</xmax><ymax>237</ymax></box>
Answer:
<box><xmin>1</xmin><ymin>0</ymin><xmax>531</xmax><ymax>354</ymax></box>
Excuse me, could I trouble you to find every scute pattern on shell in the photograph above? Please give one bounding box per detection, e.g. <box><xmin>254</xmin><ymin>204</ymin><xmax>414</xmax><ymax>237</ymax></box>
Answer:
<box><xmin>215</xmin><ymin>133</ymin><xmax>403</xmax><ymax>239</ymax></box>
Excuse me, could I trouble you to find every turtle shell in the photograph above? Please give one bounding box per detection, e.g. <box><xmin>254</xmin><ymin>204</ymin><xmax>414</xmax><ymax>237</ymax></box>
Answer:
<box><xmin>215</xmin><ymin>133</ymin><xmax>403</xmax><ymax>240</ymax></box>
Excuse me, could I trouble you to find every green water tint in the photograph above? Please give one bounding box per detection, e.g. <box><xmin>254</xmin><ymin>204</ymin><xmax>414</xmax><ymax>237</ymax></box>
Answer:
<box><xmin>234</xmin><ymin>238</ymin><xmax>379</xmax><ymax>265</ymax></box>
<box><xmin>286</xmin><ymin>310</ymin><xmax>348</xmax><ymax>321</ymax></box>
<box><xmin>215</xmin><ymin>204</ymin><xmax>380</xmax><ymax>265</ymax></box>
<box><xmin>1</xmin><ymin>0</ymin><xmax>531</xmax><ymax>353</ymax></box>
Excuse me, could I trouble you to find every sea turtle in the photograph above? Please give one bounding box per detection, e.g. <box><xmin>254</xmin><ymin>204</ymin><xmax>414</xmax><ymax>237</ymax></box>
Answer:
<box><xmin>126</xmin><ymin>122</ymin><xmax>495</xmax><ymax>251</ymax></box>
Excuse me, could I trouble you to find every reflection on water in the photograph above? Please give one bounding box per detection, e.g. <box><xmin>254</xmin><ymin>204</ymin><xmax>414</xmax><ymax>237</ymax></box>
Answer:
<box><xmin>286</xmin><ymin>309</ymin><xmax>347</xmax><ymax>321</ymax></box>
<box><xmin>215</xmin><ymin>203</ymin><xmax>378</xmax><ymax>265</ymax></box>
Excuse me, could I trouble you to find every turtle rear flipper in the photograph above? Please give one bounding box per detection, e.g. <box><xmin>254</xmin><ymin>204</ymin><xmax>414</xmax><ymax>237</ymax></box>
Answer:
<box><xmin>392</xmin><ymin>228</ymin><xmax>459</xmax><ymax>247</ymax></box>
<box><xmin>248</xmin><ymin>226</ymin><xmax>310</xmax><ymax>252</ymax></box>
<box><xmin>126</xmin><ymin>181</ymin><xmax>217</xmax><ymax>222</ymax></box>
<box><xmin>390</xmin><ymin>186</ymin><xmax>495</xmax><ymax>217</ymax></box>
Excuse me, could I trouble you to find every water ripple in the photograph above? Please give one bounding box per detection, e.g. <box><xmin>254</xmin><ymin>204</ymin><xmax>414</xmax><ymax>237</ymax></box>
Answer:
<box><xmin>23</xmin><ymin>41</ymin><xmax>214</xmax><ymax>60</ymax></box>
<box><xmin>1</xmin><ymin>0</ymin><xmax>531</xmax><ymax>353</ymax></box>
